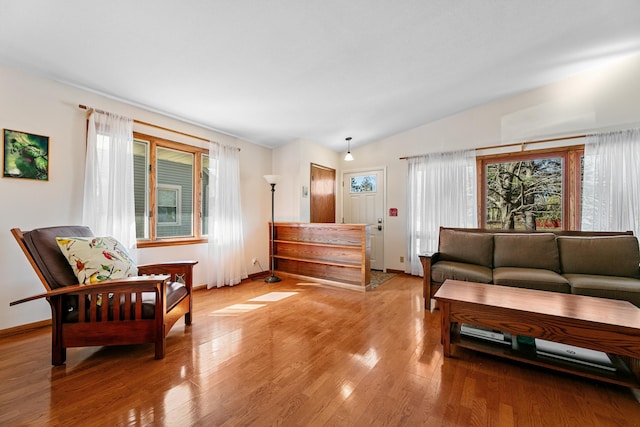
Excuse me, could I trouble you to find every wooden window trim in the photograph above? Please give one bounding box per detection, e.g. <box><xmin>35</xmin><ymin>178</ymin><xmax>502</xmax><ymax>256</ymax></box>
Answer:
<box><xmin>477</xmin><ymin>145</ymin><xmax>584</xmax><ymax>231</ymax></box>
<box><xmin>134</xmin><ymin>132</ymin><xmax>208</xmax><ymax>247</ymax></box>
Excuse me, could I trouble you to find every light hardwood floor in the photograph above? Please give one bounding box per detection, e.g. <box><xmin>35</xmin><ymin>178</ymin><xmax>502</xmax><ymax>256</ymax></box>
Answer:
<box><xmin>1</xmin><ymin>274</ymin><xmax>638</xmax><ymax>426</ymax></box>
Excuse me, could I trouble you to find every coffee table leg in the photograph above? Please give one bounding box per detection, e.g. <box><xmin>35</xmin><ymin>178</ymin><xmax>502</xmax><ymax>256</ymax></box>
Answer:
<box><xmin>439</xmin><ymin>301</ymin><xmax>452</xmax><ymax>357</ymax></box>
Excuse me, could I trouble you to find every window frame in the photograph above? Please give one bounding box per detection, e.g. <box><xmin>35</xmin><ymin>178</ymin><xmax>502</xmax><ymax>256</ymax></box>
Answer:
<box><xmin>477</xmin><ymin>145</ymin><xmax>584</xmax><ymax>231</ymax></box>
<box><xmin>134</xmin><ymin>132</ymin><xmax>208</xmax><ymax>248</ymax></box>
<box><xmin>201</xmin><ymin>154</ymin><xmax>210</xmax><ymax>236</ymax></box>
<box><xmin>157</xmin><ymin>184</ymin><xmax>182</xmax><ymax>226</ymax></box>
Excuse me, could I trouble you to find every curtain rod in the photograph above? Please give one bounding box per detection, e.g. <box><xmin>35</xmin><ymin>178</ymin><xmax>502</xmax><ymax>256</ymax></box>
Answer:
<box><xmin>399</xmin><ymin>133</ymin><xmax>586</xmax><ymax>160</ymax></box>
<box><xmin>79</xmin><ymin>104</ymin><xmax>211</xmax><ymax>143</ymax></box>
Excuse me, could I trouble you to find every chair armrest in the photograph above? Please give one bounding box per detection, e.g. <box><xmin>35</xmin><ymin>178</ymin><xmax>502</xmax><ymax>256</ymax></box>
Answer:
<box><xmin>137</xmin><ymin>261</ymin><xmax>198</xmax><ymax>270</ymax></box>
<box><xmin>10</xmin><ymin>275</ymin><xmax>171</xmax><ymax>306</ymax></box>
<box><xmin>137</xmin><ymin>261</ymin><xmax>198</xmax><ymax>289</ymax></box>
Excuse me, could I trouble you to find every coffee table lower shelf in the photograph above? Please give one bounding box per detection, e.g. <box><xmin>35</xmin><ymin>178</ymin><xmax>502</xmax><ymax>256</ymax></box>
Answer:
<box><xmin>434</xmin><ymin>281</ymin><xmax>640</xmax><ymax>390</ymax></box>
<box><xmin>451</xmin><ymin>326</ymin><xmax>640</xmax><ymax>388</ymax></box>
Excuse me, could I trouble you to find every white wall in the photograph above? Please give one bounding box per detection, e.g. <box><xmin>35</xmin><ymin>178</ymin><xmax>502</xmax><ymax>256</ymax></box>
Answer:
<box><xmin>272</xmin><ymin>139</ymin><xmax>340</xmax><ymax>222</ymax></box>
<box><xmin>340</xmin><ymin>53</ymin><xmax>640</xmax><ymax>273</ymax></box>
<box><xmin>0</xmin><ymin>65</ymin><xmax>272</xmax><ymax>330</ymax></box>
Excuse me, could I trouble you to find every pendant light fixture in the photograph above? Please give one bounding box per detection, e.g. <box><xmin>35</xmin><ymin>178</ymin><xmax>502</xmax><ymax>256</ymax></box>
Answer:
<box><xmin>344</xmin><ymin>137</ymin><xmax>354</xmax><ymax>161</ymax></box>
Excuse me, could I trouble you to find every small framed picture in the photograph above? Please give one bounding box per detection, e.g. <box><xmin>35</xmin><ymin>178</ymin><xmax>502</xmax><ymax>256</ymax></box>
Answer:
<box><xmin>3</xmin><ymin>129</ymin><xmax>49</xmax><ymax>181</ymax></box>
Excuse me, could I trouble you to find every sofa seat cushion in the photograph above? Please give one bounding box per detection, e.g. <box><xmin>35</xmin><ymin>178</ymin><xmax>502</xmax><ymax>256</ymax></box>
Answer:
<box><xmin>431</xmin><ymin>261</ymin><xmax>493</xmax><ymax>284</ymax></box>
<box><xmin>565</xmin><ymin>274</ymin><xmax>640</xmax><ymax>307</ymax></box>
<box><xmin>493</xmin><ymin>267</ymin><xmax>570</xmax><ymax>293</ymax></box>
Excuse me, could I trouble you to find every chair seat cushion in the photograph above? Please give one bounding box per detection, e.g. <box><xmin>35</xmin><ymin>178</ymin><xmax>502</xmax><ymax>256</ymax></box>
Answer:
<box><xmin>431</xmin><ymin>261</ymin><xmax>493</xmax><ymax>284</ymax></box>
<box><xmin>565</xmin><ymin>274</ymin><xmax>640</xmax><ymax>307</ymax></box>
<box><xmin>493</xmin><ymin>267</ymin><xmax>570</xmax><ymax>293</ymax></box>
<box><xmin>63</xmin><ymin>281</ymin><xmax>188</xmax><ymax>322</ymax></box>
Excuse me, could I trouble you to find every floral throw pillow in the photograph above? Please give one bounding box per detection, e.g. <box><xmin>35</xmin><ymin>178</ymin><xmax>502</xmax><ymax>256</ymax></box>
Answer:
<box><xmin>55</xmin><ymin>236</ymin><xmax>138</xmax><ymax>285</ymax></box>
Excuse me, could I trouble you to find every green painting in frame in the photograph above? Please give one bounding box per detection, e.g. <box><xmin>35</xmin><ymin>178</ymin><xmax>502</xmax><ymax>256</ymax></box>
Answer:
<box><xmin>3</xmin><ymin>129</ymin><xmax>49</xmax><ymax>181</ymax></box>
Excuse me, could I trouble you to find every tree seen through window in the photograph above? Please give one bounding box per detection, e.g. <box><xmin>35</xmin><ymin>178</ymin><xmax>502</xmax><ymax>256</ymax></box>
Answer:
<box><xmin>485</xmin><ymin>157</ymin><xmax>563</xmax><ymax>230</ymax></box>
<box><xmin>350</xmin><ymin>175</ymin><xmax>376</xmax><ymax>193</ymax></box>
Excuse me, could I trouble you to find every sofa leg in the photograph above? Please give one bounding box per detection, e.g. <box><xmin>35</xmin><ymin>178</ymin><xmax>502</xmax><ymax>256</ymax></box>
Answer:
<box><xmin>425</xmin><ymin>298</ymin><xmax>436</xmax><ymax>312</ymax></box>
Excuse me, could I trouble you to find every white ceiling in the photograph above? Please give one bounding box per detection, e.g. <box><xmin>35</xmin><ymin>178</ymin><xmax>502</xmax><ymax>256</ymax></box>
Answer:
<box><xmin>2</xmin><ymin>1</ymin><xmax>640</xmax><ymax>152</ymax></box>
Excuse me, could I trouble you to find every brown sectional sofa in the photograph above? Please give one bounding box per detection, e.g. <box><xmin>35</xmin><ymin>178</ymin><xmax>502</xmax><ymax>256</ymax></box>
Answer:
<box><xmin>419</xmin><ymin>227</ymin><xmax>640</xmax><ymax>310</ymax></box>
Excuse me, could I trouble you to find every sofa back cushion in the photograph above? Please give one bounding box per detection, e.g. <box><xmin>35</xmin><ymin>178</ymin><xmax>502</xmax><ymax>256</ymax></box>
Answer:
<box><xmin>558</xmin><ymin>235</ymin><xmax>640</xmax><ymax>277</ymax></box>
<box><xmin>493</xmin><ymin>233</ymin><xmax>561</xmax><ymax>272</ymax></box>
<box><xmin>438</xmin><ymin>229</ymin><xmax>494</xmax><ymax>268</ymax></box>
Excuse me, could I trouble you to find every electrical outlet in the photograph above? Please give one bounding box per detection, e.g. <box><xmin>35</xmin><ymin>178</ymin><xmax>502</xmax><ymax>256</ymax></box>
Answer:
<box><xmin>400</xmin><ymin>256</ymin><xmax>404</xmax><ymax>263</ymax></box>
<box><xmin>251</xmin><ymin>257</ymin><xmax>258</xmax><ymax>265</ymax></box>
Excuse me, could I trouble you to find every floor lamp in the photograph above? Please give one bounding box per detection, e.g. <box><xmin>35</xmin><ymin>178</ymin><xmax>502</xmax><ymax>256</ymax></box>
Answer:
<box><xmin>264</xmin><ymin>175</ymin><xmax>281</xmax><ymax>283</ymax></box>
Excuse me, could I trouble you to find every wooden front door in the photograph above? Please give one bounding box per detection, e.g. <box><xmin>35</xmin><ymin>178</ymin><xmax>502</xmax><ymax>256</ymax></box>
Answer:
<box><xmin>310</xmin><ymin>163</ymin><xmax>336</xmax><ymax>223</ymax></box>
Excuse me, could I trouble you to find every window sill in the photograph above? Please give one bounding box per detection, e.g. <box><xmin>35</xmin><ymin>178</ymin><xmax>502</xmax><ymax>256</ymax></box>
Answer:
<box><xmin>136</xmin><ymin>238</ymin><xmax>208</xmax><ymax>248</ymax></box>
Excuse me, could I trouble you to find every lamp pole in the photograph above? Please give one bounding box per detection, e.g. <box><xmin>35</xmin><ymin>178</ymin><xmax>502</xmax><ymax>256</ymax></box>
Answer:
<box><xmin>264</xmin><ymin>175</ymin><xmax>281</xmax><ymax>283</ymax></box>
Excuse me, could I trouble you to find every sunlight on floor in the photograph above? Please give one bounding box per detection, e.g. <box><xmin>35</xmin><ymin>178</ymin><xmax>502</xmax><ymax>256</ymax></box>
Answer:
<box><xmin>248</xmin><ymin>291</ymin><xmax>298</xmax><ymax>302</ymax></box>
<box><xmin>208</xmin><ymin>291</ymin><xmax>299</xmax><ymax>316</ymax></box>
<box><xmin>208</xmin><ymin>303</ymin><xmax>266</xmax><ymax>316</ymax></box>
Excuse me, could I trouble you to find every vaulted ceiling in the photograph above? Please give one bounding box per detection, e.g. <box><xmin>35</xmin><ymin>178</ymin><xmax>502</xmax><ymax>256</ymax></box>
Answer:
<box><xmin>1</xmin><ymin>1</ymin><xmax>640</xmax><ymax>151</ymax></box>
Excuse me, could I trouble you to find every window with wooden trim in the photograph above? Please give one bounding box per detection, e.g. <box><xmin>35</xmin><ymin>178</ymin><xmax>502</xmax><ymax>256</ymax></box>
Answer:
<box><xmin>133</xmin><ymin>132</ymin><xmax>209</xmax><ymax>246</ymax></box>
<box><xmin>478</xmin><ymin>145</ymin><xmax>584</xmax><ymax>230</ymax></box>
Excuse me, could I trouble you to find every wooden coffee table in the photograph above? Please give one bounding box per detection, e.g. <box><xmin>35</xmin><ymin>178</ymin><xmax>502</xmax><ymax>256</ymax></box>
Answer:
<box><xmin>434</xmin><ymin>279</ymin><xmax>640</xmax><ymax>387</ymax></box>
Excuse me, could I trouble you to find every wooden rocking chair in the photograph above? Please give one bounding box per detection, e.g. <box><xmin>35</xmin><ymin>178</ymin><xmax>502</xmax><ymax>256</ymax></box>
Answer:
<box><xmin>10</xmin><ymin>226</ymin><xmax>197</xmax><ymax>365</ymax></box>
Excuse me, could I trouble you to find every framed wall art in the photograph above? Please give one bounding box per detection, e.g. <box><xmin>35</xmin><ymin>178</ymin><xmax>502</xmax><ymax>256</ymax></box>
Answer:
<box><xmin>3</xmin><ymin>129</ymin><xmax>49</xmax><ymax>181</ymax></box>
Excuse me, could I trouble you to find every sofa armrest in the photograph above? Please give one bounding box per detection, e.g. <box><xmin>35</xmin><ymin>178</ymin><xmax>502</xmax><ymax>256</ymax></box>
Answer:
<box><xmin>419</xmin><ymin>252</ymin><xmax>440</xmax><ymax>310</ymax></box>
<box><xmin>419</xmin><ymin>252</ymin><xmax>440</xmax><ymax>263</ymax></box>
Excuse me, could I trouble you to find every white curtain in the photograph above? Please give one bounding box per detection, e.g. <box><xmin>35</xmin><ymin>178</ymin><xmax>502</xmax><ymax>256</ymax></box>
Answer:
<box><xmin>83</xmin><ymin>110</ymin><xmax>137</xmax><ymax>250</ymax></box>
<box><xmin>582</xmin><ymin>128</ymin><xmax>640</xmax><ymax>237</ymax></box>
<box><xmin>406</xmin><ymin>149</ymin><xmax>477</xmax><ymax>275</ymax></box>
<box><xmin>207</xmin><ymin>142</ymin><xmax>248</xmax><ymax>288</ymax></box>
